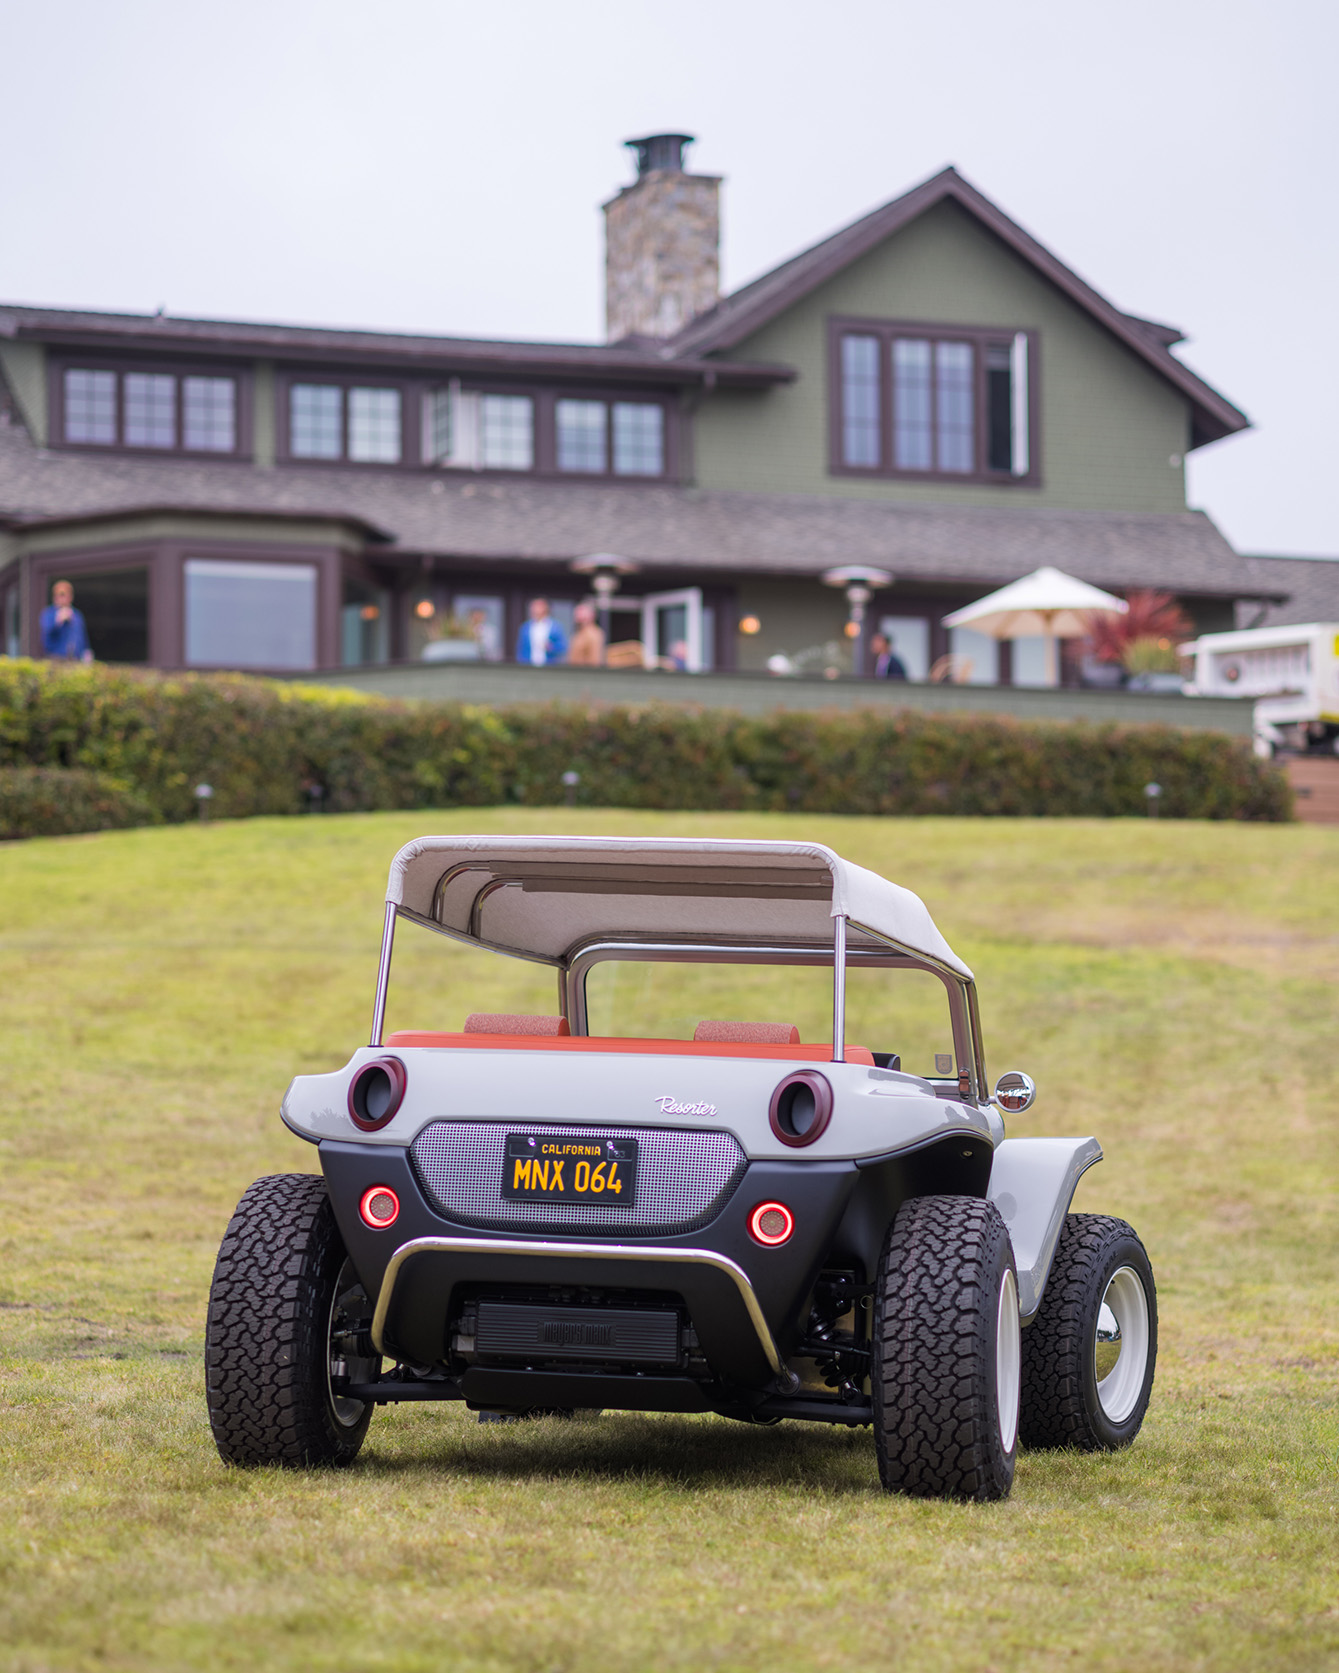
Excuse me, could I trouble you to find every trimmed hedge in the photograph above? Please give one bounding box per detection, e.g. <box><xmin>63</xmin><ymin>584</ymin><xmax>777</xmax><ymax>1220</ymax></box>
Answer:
<box><xmin>0</xmin><ymin>658</ymin><xmax>1291</xmax><ymax>834</ymax></box>
<box><xmin>0</xmin><ymin>766</ymin><xmax>153</xmax><ymax>840</ymax></box>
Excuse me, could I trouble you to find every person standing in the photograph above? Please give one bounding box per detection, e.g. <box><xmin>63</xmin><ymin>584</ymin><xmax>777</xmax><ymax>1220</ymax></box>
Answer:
<box><xmin>40</xmin><ymin>579</ymin><xmax>93</xmax><ymax>662</ymax></box>
<box><xmin>869</xmin><ymin>631</ymin><xmax>908</xmax><ymax>680</ymax></box>
<box><xmin>567</xmin><ymin>601</ymin><xmax>606</xmax><ymax>667</ymax></box>
<box><xmin>515</xmin><ymin>597</ymin><xmax>568</xmax><ymax>666</ymax></box>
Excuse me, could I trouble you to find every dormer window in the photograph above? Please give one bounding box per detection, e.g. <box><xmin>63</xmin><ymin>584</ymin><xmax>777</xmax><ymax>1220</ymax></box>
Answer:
<box><xmin>831</xmin><ymin>320</ymin><xmax>1035</xmax><ymax>484</ymax></box>
<box><xmin>288</xmin><ymin>382</ymin><xmax>403</xmax><ymax>463</ymax></box>
<box><xmin>57</xmin><ymin>364</ymin><xmax>242</xmax><ymax>455</ymax></box>
<box><xmin>423</xmin><ymin>385</ymin><xmax>667</xmax><ymax>477</ymax></box>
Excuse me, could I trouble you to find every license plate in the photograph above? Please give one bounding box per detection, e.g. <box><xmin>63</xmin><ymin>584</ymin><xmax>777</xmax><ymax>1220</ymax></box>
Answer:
<box><xmin>502</xmin><ymin>1133</ymin><xmax>638</xmax><ymax>1205</ymax></box>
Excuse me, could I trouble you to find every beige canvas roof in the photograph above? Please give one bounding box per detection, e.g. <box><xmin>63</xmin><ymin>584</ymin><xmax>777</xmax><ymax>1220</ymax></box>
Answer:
<box><xmin>386</xmin><ymin>835</ymin><xmax>972</xmax><ymax>979</ymax></box>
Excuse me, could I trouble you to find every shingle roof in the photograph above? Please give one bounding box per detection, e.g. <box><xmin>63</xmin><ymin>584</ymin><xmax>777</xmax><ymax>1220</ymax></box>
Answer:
<box><xmin>1237</xmin><ymin>556</ymin><xmax>1339</xmax><ymax>626</ymax></box>
<box><xmin>0</xmin><ymin>411</ymin><xmax>1270</xmax><ymax>599</ymax></box>
<box><xmin>668</xmin><ymin>167</ymin><xmax>1247</xmax><ymax>448</ymax></box>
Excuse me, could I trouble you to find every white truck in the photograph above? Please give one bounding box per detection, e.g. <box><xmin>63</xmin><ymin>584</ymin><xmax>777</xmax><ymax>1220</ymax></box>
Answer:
<box><xmin>1181</xmin><ymin>622</ymin><xmax>1339</xmax><ymax>757</ymax></box>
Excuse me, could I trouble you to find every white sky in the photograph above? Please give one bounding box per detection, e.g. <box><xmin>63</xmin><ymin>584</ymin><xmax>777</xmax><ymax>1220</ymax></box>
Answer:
<box><xmin>2</xmin><ymin>0</ymin><xmax>1334</xmax><ymax>556</ymax></box>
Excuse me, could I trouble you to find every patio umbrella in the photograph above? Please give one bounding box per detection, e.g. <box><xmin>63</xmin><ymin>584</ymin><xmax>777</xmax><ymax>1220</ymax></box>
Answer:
<box><xmin>941</xmin><ymin>566</ymin><xmax>1127</xmax><ymax>686</ymax></box>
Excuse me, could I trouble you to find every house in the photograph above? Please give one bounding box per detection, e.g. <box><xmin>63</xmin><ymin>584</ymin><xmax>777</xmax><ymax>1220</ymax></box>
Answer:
<box><xmin>0</xmin><ymin>135</ymin><xmax>1297</xmax><ymax>684</ymax></box>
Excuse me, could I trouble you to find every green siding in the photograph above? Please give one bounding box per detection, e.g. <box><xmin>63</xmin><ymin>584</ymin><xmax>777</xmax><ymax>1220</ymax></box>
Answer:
<box><xmin>253</xmin><ymin>360</ymin><xmax>275</xmax><ymax>467</ymax></box>
<box><xmin>0</xmin><ymin>341</ymin><xmax>48</xmax><ymax>443</ymax></box>
<box><xmin>694</xmin><ymin>200</ymin><xmax>1190</xmax><ymax>513</ymax></box>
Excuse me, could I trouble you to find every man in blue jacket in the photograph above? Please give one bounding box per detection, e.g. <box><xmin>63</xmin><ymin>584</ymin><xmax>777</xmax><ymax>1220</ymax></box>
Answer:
<box><xmin>40</xmin><ymin>580</ymin><xmax>93</xmax><ymax>661</ymax></box>
<box><xmin>515</xmin><ymin>597</ymin><xmax>567</xmax><ymax>666</ymax></box>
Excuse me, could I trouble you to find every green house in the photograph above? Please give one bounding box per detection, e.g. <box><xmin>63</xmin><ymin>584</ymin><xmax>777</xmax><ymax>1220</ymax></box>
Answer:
<box><xmin>0</xmin><ymin>135</ymin><xmax>1297</xmax><ymax>685</ymax></box>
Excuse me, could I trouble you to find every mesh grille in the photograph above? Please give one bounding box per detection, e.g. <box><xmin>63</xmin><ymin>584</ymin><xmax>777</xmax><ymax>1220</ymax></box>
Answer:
<box><xmin>409</xmin><ymin>1121</ymin><xmax>747</xmax><ymax>1236</ymax></box>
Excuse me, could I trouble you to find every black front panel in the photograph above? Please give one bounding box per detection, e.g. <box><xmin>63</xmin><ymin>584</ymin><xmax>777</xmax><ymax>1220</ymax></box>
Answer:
<box><xmin>475</xmin><ymin>1301</ymin><xmax>678</xmax><ymax>1365</ymax></box>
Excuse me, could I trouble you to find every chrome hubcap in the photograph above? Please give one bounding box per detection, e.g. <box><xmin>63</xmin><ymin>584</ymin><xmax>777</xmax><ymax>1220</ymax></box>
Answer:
<box><xmin>1094</xmin><ymin>1266</ymin><xmax>1149</xmax><ymax>1423</ymax></box>
<box><xmin>995</xmin><ymin>1267</ymin><xmax>1020</xmax><ymax>1454</ymax></box>
<box><xmin>327</xmin><ymin>1259</ymin><xmax>380</xmax><ymax>1427</ymax></box>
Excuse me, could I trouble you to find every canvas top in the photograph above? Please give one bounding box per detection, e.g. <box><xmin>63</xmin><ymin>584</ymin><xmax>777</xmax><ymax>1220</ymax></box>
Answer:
<box><xmin>385</xmin><ymin>835</ymin><xmax>972</xmax><ymax>979</ymax></box>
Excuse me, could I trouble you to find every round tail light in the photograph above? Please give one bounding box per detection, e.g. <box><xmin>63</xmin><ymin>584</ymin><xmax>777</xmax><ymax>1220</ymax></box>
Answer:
<box><xmin>769</xmin><ymin>1070</ymin><xmax>833</xmax><ymax>1147</ymax></box>
<box><xmin>749</xmin><ymin>1201</ymin><xmax>795</xmax><ymax>1246</ymax></box>
<box><xmin>359</xmin><ymin>1185</ymin><xmax>400</xmax><ymax>1229</ymax></box>
<box><xmin>348</xmin><ymin>1057</ymin><xmax>406</xmax><ymax>1130</ymax></box>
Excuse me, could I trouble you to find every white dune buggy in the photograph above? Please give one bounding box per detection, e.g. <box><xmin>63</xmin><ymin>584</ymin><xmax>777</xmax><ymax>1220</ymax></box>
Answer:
<box><xmin>206</xmin><ymin>836</ymin><xmax>1157</xmax><ymax>1499</ymax></box>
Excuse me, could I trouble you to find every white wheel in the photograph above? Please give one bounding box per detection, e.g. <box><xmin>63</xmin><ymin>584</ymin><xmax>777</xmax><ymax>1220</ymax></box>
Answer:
<box><xmin>1094</xmin><ymin>1265</ymin><xmax>1150</xmax><ymax>1424</ymax></box>
<box><xmin>996</xmin><ymin>1267</ymin><xmax>1021</xmax><ymax>1454</ymax></box>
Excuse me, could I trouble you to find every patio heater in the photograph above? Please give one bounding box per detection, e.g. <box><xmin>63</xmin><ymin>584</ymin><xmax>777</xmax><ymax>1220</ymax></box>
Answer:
<box><xmin>821</xmin><ymin>567</ymin><xmax>893</xmax><ymax>676</ymax></box>
<box><xmin>570</xmin><ymin>553</ymin><xmax>639</xmax><ymax>641</ymax></box>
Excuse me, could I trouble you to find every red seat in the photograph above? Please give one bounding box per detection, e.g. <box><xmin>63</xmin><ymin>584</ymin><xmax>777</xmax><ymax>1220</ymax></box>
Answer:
<box><xmin>463</xmin><ymin>1012</ymin><xmax>569</xmax><ymax>1036</ymax></box>
<box><xmin>693</xmin><ymin>1020</ymin><xmax>800</xmax><ymax>1045</ymax></box>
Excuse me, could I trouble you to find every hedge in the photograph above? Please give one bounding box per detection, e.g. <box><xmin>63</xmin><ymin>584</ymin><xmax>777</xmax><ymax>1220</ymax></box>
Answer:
<box><xmin>0</xmin><ymin>766</ymin><xmax>153</xmax><ymax>841</ymax></box>
<box><xmin>0</xmin><ymin>658</ymin><xmax>1291</xmax><ymax>837</ymax></box>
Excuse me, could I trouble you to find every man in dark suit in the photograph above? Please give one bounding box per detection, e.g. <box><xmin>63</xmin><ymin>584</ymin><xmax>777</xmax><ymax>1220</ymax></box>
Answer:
<box><xmin>869</xmin><ymin>632</ymin><xmax>908</xmax><ymax>681</ymax></box>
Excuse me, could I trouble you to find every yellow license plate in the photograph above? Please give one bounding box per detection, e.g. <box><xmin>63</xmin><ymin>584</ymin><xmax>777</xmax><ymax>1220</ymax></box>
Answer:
<box><xmin>502</xmin><ymin>1134</ymin><xmax>638</xmax><ymax>1205</ymax></box>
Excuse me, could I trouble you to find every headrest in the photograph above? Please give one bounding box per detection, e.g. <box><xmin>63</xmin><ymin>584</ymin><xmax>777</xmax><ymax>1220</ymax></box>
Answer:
<box><xmin>693</xmin><ymin>1020</ymin><xmax>801</xmax><ymax>1045</ymax></box>
<box><xmin>463</xmin><ymin>1013</ymin><xmax>570</xmax><ymax>1036</ymax></box>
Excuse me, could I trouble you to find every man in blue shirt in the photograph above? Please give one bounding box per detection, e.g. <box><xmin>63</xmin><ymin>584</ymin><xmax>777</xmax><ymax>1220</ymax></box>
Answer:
<box><xmin>515</xmin><ymin>597</ymin><xmax>568</xmax><ymax>666</ymax></box>
<box><xmin>40</xmin><ymin>580</ymin><xmax>93</xmax><ymax>661</ymax></box>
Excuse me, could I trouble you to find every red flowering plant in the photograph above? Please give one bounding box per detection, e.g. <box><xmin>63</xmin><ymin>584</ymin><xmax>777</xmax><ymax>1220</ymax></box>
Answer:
<box><xmin>1084</xmin><ymin>590</ymin><xmax>1194</xmax><ymax>674</ymax></box>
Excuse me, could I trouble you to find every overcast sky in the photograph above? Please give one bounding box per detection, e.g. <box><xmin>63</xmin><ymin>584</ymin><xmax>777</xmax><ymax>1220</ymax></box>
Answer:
<box><xmin>2</xmin><ymin>0</ymin><xmax>1334</xmax><ymax>556</ymax></box>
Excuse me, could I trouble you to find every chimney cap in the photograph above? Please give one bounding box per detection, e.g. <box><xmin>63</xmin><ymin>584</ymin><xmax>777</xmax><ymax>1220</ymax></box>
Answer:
<box><xmin>624</xmin><ymin>133</ymin><xmax>696</xmax><ymax>177</ymax></box>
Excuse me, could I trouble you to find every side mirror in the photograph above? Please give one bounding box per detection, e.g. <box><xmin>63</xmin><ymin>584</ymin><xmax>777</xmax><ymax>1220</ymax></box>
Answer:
<box><xmin>993</xmin><ymin>1071</ymin><xmax>1036</xmax><ymax>1114</ymax></box>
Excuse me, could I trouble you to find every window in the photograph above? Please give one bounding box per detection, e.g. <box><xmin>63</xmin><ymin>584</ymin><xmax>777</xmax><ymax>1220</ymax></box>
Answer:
<box><xmin>613</xmin><ymin>402</ymin><xmax>664</xmax><ymax>476</ymax></box>
<box><xmin>60</xmin><ymin>365</ymin><xmax>242</xmax><ymax>453</ymax></box>
<box><xmin>833</xmin><ymin>322</ymin><xmax>1033</xmax><ymax>482</ymax></box>
<box><xmin>184</xmin><ymin>558</ymin><xmax>317</xmax><ymax>669</ymax></box>
<box><xmin>290</xmin><ymin>384</ymin><xmax>343</xmax><ymax>459</ymax></box>
<box><xmin>63</xmin><ymin>369</ymin><xmax>117</xmax><ymax>445</ymax></box>
<box><xmin>184</xmin><ymin>377</ymin><xmax>236</xmax><ymax>451</ymax></box>
<box><xmin>124</xmin><ymin>373</ymin><xmax>176</xmax><ymax>448</ymax></box>
<box><xmin>894</xmin><ymin>337</ymin><xmax>973</xmax><ymax>473</ymax></box>
<box><xmin>557</xmin><ymin>399</ymin><xmax>607</xmax><ymax>472</ymax></box>
<box><xmin>349</xmin><ymin>388</ymin><xmax>401</xmax><ymax>463</ymax></box>
<box><xmin>480</xmin><ymin>395</ymin><xmax>533</xmax><ymax>470</ymax></box>
<box><xmin>841</xmin><ymin>335</ymin><xmax>881</xmax><ymax>467</ymax></box>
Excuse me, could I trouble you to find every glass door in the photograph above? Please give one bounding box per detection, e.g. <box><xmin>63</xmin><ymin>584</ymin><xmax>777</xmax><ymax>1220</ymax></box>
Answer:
<box><xmin>641</xmin><ymin>588</ymin><xmax>704</xmax><ymax>672</ymax></box>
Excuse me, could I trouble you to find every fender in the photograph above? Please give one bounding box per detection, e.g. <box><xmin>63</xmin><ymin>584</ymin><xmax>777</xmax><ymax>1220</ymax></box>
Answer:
<box><xmin>987</xmin><ymin>1136</ymin><xmax>1103</xmax><ymax>1321</ymax></box>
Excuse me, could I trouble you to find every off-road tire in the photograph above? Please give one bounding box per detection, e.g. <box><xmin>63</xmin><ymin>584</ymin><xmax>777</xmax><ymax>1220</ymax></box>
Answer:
<box><xmin>872</xmin><ymin>1194</ymin><xmax>1020</xmax><ymax>1500</ymax></box>
<box><xmin>1020</xmin><ymin>1213</ymin><xmax>1157</xmax><ymax>1452</ymax></box>
<box><xmin>206</xmin><ymin>1173</ymin><xmax>376</xmax><ymax>1467</ymax></box>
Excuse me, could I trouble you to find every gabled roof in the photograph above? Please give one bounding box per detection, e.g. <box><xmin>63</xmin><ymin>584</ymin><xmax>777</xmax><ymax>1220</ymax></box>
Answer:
<box><xmin>667</xmin><ymin>166</ymin><xmax>1248</xmax><ymax>449</ymax></box>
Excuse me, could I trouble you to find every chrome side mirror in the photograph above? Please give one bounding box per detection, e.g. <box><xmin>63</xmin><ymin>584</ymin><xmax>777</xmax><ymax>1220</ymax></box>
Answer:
<box><xmin>993</xmin><ymin>1071</ymin><xmax>1036</xmax><ymax>1114</ymax></box>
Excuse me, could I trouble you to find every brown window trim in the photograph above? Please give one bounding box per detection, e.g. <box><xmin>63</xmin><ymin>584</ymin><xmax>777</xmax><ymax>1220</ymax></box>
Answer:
<box><xmin>276</xmin><ymin>369</ymin><xmax>422</xmax><ymax>469</ymax></box>
<box><xmin>274</xmin><ymin>372</ymin><xmax>677</xmax><ymax>481</ymax></box>
<box><xmin>826</xmin><ymin>316</ymin><xmax>1040</xmax><ymax>488</ymax></box>
<box><xmin>48</xmin><ymin>355</ymin><xmax>253</xmax><ymax>460</ymax></box>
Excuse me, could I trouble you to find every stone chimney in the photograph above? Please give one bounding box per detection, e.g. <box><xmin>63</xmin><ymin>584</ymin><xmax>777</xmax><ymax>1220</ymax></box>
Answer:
<box><xmin>604</xmin><ymin>133</ymin><xmax>720</xmax><ymax>343</ymax></box>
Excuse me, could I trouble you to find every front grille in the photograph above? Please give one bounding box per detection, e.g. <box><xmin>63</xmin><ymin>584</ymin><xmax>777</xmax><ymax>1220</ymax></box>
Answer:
<box><xmin>409</xmin><ymin>1121</ymin><xmax>747</xmax><ymax>1235</ymax></box>
<box><xmin>475</xmin><ymin>1301</ymin><xmax>680</xmax><ymax>1365</ymax></box>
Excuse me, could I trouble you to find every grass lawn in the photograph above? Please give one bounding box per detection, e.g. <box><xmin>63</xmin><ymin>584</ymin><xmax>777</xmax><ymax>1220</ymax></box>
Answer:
<box><xmin>1</xmin><ymin>808</ymin><xmax>1336</xmax><ymax>1673</ymax></box>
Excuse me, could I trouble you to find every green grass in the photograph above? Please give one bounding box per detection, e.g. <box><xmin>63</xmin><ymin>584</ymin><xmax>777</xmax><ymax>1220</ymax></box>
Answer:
<box><xmin>1</xmin><ymin>809</ymin><xmax>1337</xmax><ymax>1673</ymax></box>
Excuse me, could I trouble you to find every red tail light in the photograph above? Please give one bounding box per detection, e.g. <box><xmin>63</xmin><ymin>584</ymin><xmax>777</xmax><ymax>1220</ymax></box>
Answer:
<box><xmin>359</xmin><ymin>1186</ymin><xmax>400</xmax><ymax>1229</ymax></box>
<box><xmin>749</xmin><ymin>1201</ymin><xmax>794</xmax><ymax>1246</ymax></box>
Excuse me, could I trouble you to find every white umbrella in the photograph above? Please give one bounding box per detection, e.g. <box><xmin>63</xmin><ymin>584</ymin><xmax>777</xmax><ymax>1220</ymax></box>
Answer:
<box><xmin>941</xmin><ymin>566</ymin><xmax>1127</xmax><ymax>686</ymax></box>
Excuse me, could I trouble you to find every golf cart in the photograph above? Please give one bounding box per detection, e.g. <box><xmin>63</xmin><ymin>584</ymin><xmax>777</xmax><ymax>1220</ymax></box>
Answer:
<box><xmin>206</xmin><ymin>836</ymin><xmax>1157</xmax><ymax>1500</ymax></box>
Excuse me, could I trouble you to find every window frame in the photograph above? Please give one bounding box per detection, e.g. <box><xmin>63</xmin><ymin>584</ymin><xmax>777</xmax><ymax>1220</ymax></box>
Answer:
<box><xmin>49</xmin><ymin>355</ymin><xmax>252</xmax><ymax>460</ymax></box>
<box><xmin>423</xmin><ymin>381</ymin><xmax>677</xmax><ymax>482</ymax></box>
<box><xmin>827</xmin><ymin>316</ymin><xmax>1040</xmax><ymax>487</ymax></box>
<box><xmin>277</xmin><ymin>370</ymin><xmax>417</xmax><ymax>468</ymax></box>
